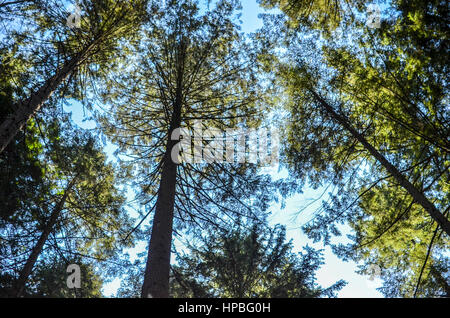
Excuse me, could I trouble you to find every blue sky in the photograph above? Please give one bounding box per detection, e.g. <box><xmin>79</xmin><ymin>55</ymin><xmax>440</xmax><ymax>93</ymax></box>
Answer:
<box><xmin>64</xmin><ymin>0</ymin><xmax>384</xmax><ymax>297</ymax></box>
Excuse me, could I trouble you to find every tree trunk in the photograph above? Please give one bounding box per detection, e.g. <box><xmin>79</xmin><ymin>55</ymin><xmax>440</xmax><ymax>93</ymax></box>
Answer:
<box><xmin>140</xmin><ymin>141</ymin><xmax>179</xmax><ymax>298</ymax></box>
<box><xmin>13</xmin><ymin>179</ymin><xmax>75</xmax><ymax>297</ymax></box>
<box><xmin>309</xmin><ymin>89</ymin><xmax>450</xmax><ymax>236</ymax></box>
<box><xmin>141</xmin><ymin>39</ymin><xmax>186</xmax><ymax>298</ymax></box>
<box><xmin>141</xmin><ymin>114</ymin><xmax>182</xmax><ymax>298</ymax></box>
<box><xmin>0</xmin><ymin>39</ymin><xmax>100</xmax><ymax>154</ymax></box>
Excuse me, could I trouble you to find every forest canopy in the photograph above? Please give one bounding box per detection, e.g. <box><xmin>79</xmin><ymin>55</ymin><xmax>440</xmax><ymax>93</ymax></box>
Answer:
<box><xmin>0</xmin><ymin>0</ymin><xmax>448</xmax><ymax>299</ymax></box>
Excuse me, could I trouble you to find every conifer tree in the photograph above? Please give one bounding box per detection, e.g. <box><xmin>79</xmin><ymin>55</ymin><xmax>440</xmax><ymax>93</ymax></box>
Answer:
<box><xmin>0</xmin><ymin>0</ymin><xmax>148</xmax><ymax>153</ymax></box>
<box><xmin>99</xmin><ymin>0</ymin><xmax>283</xmax><ymax>298</ymax></box>
<box><xmin>170</xmin><ymin>220</ymin><xmax>346</xmax><ymax>298</ymax></box>
<box><xmin>0</xmin><ymin>118</ymin><xmax>133</xmax><ymax>297</ymax></box>
<box><xmin>263</xmin><ymin>0</ymin><xmax>450</xmax><ymax>297</ymax></box>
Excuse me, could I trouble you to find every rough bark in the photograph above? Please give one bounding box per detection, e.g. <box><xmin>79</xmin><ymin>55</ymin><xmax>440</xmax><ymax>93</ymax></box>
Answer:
<box><xmin>309</xmin><ymin>88</ymin><xmax>450</xmax><ymax>236</ymax></box>
<box><xmin>13</xmin><ymin>179</ymin><xmax>76</xmax><ymax>297</ymax></box>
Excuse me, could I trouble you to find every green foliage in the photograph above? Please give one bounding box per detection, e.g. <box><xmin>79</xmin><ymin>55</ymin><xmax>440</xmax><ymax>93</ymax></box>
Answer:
<box><xmin>23</xmin><ymin>257</ymin><xmax>104</xmax><ymax>298</ymax></box>
<box><xmin>266</xmin><ymin>0</ymin><xmax>449</xmax><ymax>297</ymax></box>
<box><xmin>258</xmin><ymin>0</ymin><xmax>364</xmax><ymax>32</ymax></box>
<box><xmin>0</xmin><ymin>110</ymin><xmax>134</xmax><ymax>296</ymax></box>
<box><xmin>170</xmin><ymin>221</ymin><xmax>346</xmax><ymax>297</ymax></box>
<box><xmin>0</xmin><ymin>45</ymin><xmax>48</xmax><ymax>220</ymax></box>
<box><xmin>1</xmin><ymin>0</ymin><xmax>149</xmax><ymax>110</ymax></box>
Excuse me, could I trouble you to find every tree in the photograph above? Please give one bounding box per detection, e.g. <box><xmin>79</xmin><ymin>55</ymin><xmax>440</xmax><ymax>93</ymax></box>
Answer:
<box><xmin>263</xmin><ymin>0</ymin><xmax>449</xmax><ymax>296</ymax></box>
<box><xmin>98</xmin><ymin>0</ymin><xmax>284</xmax><ymax>298</ymax></box>
<box><xmin>14</xmin><ymin>256</ymin><xmax>104</xmax><ymax>298</ymax></box>
<box><xmin>0</xmin><ymin>44</ymin><xmax>49</xmax><ymax>220</ymax></box>
<box><xmin>0</xmin><ymin>117</ymin><xmax>134</xmax><ymax>297</ymax></box>
<box><xmin>170</xmin><ymin>221</ymin><xmax>345</xmax><ymax>298</ymax></box>
<box><xmin>336</xmin><ymin>184</ymin><xmax>450</xmax><ymax>297</ymax></box>
<box><xmin>0</xmin><ymin>0</ymin><xmax>148</xmax><ymax>153</ymax></box>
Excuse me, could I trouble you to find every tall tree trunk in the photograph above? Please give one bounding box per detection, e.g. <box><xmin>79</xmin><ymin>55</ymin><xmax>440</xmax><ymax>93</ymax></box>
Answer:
<box><xmin>0</xmin><ymin>39</ymin><xmax>100</xmax><ymax>154</ymax></box>
<box><xmin>13</xmin><ymin>179</ymin><xmax>75</xmax><ymax>297</ymax></box>
<box><xmin>141</xmin><ymin>39</ymin><xmax>186</xmax><ymax>298</ymax></box>
<box><xmin>140</xmin><ymin>138</ymin><xmax>179</xmax><ymax>298</ymax></box>
<box><xmin>141</xmin><ymin>112</ymin><xmax>182</xmax><ymax>298</ymax></box>
<box><xmin>309</xmin><ymin>88</ymin><xmax>450</xmax><ymax>236</ymax></box>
